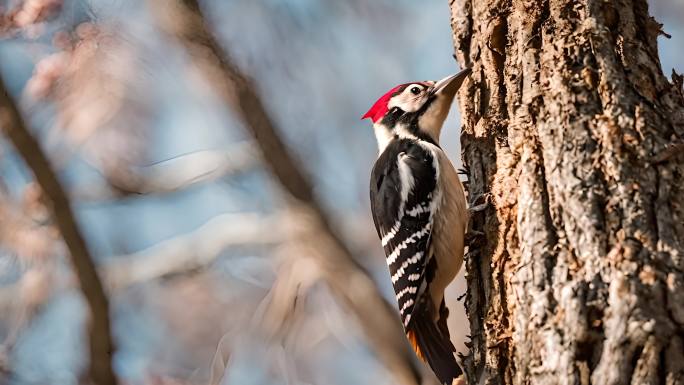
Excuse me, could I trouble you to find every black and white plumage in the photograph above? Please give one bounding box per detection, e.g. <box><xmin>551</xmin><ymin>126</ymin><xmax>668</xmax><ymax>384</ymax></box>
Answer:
<box><xmin>370</xmin><ymin>138</ymin><xmax>438</xmax><ymax>329</ymax></box>
<box><xmin>364</xmin><ymin>68</ymin><xmax>471</xmax><ymax>385</ymax></box>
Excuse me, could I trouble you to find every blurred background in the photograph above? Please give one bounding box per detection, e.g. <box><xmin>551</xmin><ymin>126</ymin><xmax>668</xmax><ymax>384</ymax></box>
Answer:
<box><xmin>0</xmin><ymin>1</ymin><xmax>681</xmax><ymax>384</ymax></box>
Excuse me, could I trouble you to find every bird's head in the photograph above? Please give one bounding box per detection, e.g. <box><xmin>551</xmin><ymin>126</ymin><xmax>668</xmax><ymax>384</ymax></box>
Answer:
<box><xmin>362</xmin><ymin>68</ymin><xmax>471</xmax><ymax>151</ymax></box>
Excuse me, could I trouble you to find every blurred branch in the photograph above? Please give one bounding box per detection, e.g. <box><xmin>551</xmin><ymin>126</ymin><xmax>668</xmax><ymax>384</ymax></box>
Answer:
<box><xmin>0</xmin><ymin>190</ymin><xmax>59</xmax><ymax>262</ymax></box>
<box><xmin>1</xmin><ymin>267</ymin><xmax>54</xmax><ymax>351</ymax></box>
<box><xmin>0</xmin><ymin>212</ymin><xmax>284</xmax><ymax>307</ymax></box>
<box><xmin>0</xmin><ymin>75</ymin><xmax>117</xmax><ymax>385</ymax></box>
<box><xmin>0</xmin><ymin>0</ymin><xmax>63</xmax><ymax>38</ymax></box>
<box><xmin>104</xmin><ymin>213</ymin><xmax>283</xmax><ymax>289</ymax></box>
<box><xmin>0</xmin><ymin>211</ymin><xmax>282</xmax><ymax>370</ymax></box>
<box><xmin>148</xmin><ymin>1</ymin><xmax>425</xmax><ymax>384</ymax></box>
<box><xmin>26</xmin><ymin>23</ymin><xmax>155</xmax><ymax>201</ymax></box>
<box><xmin>71</xmin><ymin>143</ymin><xmax>259</xmax><ymax>201</ymax></box>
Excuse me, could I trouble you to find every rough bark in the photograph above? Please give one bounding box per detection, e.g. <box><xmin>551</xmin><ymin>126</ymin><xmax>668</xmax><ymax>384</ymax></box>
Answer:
<box><xmin>449</xmin><ymin>0</ymin><xmax>684</xmax><ymax>384</ymax></box>
<box><xmin>0</xmin><ymin>76</ymin><xmax>117</xmax><ymax>384</ymax></box>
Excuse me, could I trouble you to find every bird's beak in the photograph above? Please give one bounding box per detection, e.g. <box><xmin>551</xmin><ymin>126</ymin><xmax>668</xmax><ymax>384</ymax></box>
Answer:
<box><xmin>416</xmin><ymin>68</ymin><xmax>471</xmax><ymax>139</ymax></box>
<box><xmin>430</xmin><ymin>67</ymin><xmax>472</xmax><ymax>99</ymax></box>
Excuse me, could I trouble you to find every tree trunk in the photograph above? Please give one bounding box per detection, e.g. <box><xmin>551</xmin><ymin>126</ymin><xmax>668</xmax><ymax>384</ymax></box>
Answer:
<box><xmin>449</xmin><ymin>0</ymin><xmax>684</xmax><ymax>384</ymax></box>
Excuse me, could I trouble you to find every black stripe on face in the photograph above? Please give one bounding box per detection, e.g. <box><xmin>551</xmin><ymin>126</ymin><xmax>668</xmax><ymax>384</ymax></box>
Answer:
<box><xmin>380</xmin><ymin>96</ymin><xmax>439</xmax><ymax>145</ymax></box>
<box><xmin>380</xmin><ymin>106</ymin><xmax>405</xmax><ymax>127</ymax></box>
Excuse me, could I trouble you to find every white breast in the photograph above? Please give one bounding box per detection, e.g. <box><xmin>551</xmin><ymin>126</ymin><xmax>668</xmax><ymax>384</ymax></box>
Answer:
<box><xmin>426</xmin><ymin>146</ymin><xmax>468</xmax><ymax>317</ymax></box>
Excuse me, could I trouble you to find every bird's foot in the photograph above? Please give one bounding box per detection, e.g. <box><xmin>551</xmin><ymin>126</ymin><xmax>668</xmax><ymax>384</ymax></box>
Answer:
<box><xmin>468</xmin><ymin>192</ymin><xmax>491</xmax><ymax>214</ymax></box>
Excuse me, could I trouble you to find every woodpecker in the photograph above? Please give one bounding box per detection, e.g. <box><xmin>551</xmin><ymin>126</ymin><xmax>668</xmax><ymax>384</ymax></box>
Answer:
<box><xmin>363</xmin><ymin>68</ymin><xmax>470</xmax><ymax>385</ymax></box>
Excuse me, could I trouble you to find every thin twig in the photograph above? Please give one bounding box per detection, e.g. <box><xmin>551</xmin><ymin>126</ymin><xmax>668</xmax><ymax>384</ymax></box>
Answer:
<box><xmin>0</xmin><ymin>75</ymin><xmax>117</xmax><ymax>385</ymax></box>
<box><xmin>71</xmin><ymin>144</ymin><xmax>259</xmax><ymax>201</ymax></box>
<box><xmin>104</xmin><ymin>213</ymin><xmax>284</xmax><ymax>290</ymax></box>
<box><xmin>0</xmin><ymin>212</ymin><xmax>285</xmax><ymax>312</ymax></box>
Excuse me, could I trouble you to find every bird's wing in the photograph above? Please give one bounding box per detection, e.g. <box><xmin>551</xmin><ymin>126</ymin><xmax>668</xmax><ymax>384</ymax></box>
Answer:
<box><xmin>370</xmin><ymin>139</ymin><xmax>438</xmax><ymax>328</ymax></box>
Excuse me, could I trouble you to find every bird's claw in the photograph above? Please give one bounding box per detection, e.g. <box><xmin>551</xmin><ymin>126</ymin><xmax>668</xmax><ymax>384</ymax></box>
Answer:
<box><xmin>468</xmin><ymin>192</ymin><xmax>491</xmax><ymax>214</ymax></box>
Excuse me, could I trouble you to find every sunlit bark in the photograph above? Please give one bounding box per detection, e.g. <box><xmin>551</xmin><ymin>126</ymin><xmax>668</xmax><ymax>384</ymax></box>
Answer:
<box><xmin>450</xmin><ymin>0</ymin><xmax>684</xmax><ymax>384</ymax></box>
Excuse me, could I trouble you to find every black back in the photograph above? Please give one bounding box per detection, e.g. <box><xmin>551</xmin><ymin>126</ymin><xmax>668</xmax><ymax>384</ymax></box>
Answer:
<box><xmin>370</xmin><ymin>138</ymin><xmax>437</xmax><ymax>328</ymax></box>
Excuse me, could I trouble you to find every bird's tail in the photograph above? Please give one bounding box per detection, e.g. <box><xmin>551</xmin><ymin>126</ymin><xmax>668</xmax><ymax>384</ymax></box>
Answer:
<box><xmin>406</xmin><ymin>300</ymin><xmax>462</xmax><ymax>385</ymax></box>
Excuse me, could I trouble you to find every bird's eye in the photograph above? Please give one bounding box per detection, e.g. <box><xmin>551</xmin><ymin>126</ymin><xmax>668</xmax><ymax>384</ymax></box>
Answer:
<box><xmin>410</xmin><ymin>86</ymin><xmax>421</xmax><ymax>95</ymax></box>
<box><xmin>391</xmin><ymin>107</ymin><xmax>401</xmax><ymax>114</ymax></box>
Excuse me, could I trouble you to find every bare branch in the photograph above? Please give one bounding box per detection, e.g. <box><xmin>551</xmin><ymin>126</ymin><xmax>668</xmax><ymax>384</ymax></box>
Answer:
<box><xmin>26</xmin><ymin>23</ymin><xmax>155</xmax><ymax>197</ymax></box>
<box><xmin>147</xmin><ymin>1</ymin><xmax>426</xmax><ymax>384</ymax></box>
<box><xmin>0</xmin><ymin>75</ymin><xmax>117</xmax><ymax>385</ymax></box>
<box><xmin>104</xmin><ymin>213</ymin><xmax>284</xmax><ymax>290</ymax></box>
<box><xmin>0</xmin><ymin>212</ymin><xmax>284</xmax><ymax>322</ymax></box>
<box><xmin>71</xmin><ymin>143</ymin><xmax>259</xmax><ymax>201</ymax></box>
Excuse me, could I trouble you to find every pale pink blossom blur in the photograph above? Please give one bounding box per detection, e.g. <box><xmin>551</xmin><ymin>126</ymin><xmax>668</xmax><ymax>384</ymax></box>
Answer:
<box><xmin>12</xmin><ymin>0</ymin><xmax>62</xmax><ymax>28</ymax></box>
<box><xmin>25</xmin><ymin>52</ymin><xmax>68</xmax><ymax>99</ymax></box>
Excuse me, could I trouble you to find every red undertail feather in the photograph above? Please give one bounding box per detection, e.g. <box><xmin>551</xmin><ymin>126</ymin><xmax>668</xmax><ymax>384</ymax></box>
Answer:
<box><xmin>406</xmin><ymin>330</ymin><xmax>425</xmax><ymax>361</ymax></box>
<box><xmin>406</xmin><ymin>304</ymin><xmax>463</xmax><ymax>385</ymax></box>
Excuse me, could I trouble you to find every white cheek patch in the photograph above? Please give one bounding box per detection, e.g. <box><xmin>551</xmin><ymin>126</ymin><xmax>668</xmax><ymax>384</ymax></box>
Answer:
<box><xmin>388</xmin><ymin>84</ymin><xmax>428</xmax><ymax>113</ymax></box>
<box><xmin>373</xmin><ymin>123</ymin><xmax>394</xmax><ymax>153</ymax></box>
<box><xmin>388</xmin><ymin>94</ymin><xmax>423</xmax><ymax>112</ymax></box>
